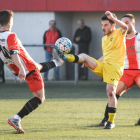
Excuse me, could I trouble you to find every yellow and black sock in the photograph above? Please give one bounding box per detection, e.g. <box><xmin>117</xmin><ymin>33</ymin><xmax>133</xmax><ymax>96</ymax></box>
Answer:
<box><xmin>104</xmin><ymin>103</ymin><xmax>109</xmax><ymax>119</ymax></box>
<box><xmin>104</xmin><ymin>94</ymin><xmax>120</xmax><ymax>119</ymax></box>
<box><xmin>108</xmin><ymin>107</ymin><xmax>116</xmax><ymax>123</ymax></box>
<box><xmin>66</xmin><ymin>54</ymin><xmax>79</xmax><ymax>63</ymax></box>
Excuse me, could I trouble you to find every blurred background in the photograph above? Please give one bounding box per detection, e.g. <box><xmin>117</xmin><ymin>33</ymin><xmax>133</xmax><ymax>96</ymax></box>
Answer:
<box><xmin>1</xmin><ymin>0</ymin><xmax>140</xmax><ymax>82</ymax></box>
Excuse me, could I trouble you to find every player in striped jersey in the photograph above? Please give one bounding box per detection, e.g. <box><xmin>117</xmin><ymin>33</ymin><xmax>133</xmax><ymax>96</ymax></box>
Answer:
<box><xmin>99</xmin><ymin>14</ymin><xmax>140</xmax><ymax>126</ymax></box>
<box><xmin>0</xmin><ymin>10</ymin><xmax>63</xmax><ymax>134</ymax></box>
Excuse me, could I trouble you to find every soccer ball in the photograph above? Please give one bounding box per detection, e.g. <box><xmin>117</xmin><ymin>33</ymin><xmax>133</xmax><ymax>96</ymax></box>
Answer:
<box><xmin>55</xmin><ymin>37</ymin><xmax>72</xmax><ymax>55</ymax></box>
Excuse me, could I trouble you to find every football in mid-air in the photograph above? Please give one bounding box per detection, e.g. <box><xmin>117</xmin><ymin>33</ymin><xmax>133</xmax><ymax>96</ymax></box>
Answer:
<box><xmin>55</xmin><ymin>37</ymin><xmax>72</xmax><ymax>55</ymax></box>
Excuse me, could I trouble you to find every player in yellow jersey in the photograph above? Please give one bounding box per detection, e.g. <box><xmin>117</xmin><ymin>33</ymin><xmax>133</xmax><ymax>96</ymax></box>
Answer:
<box><xmin>62</xmin><ymin>11</ymin><xmax>128</xmax><ymax>129</ymax></box>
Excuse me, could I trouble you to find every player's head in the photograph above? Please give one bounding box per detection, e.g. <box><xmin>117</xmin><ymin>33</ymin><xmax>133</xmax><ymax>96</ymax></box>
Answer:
<box><xmin>49</xmin><ymin>20</ymin><xmax>56</xmax><ymax>30</ymax></box>
<box><xmin>77</xmin><ymin>19</ymin><xmax>85</xmax><ymax>29</ymax></box>
<box><xmin>101</xmin><ymin>13</ymin><xmax>117</xmax><ymax>36</ymax></box>
<box><xmin>0</xmin><ymin>10</ymin><xmax>13</xmax><ymax>31</ymax></box>
<box><xmin>122</xmin><ymin>14</ymin><xmax>135</xmax><ymax>34</ymax></box>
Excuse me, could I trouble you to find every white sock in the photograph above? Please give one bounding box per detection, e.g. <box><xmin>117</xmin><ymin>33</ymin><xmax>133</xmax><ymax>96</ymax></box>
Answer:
<box><xmin>52</xmin><ymin>59</ymin><xmax>58</xmax><ymax>67</ymax></box>
<box><xmin>14</xmin><ymin>114</ymin><xmax>21</xmax><ymax>120</ymax></box>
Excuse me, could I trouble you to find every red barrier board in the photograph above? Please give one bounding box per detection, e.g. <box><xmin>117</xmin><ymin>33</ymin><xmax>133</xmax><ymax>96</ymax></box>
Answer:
<box><xmin>0</xmin><ymin>0</ymin><xmax>140</xmax><ymax>11</ymax></box>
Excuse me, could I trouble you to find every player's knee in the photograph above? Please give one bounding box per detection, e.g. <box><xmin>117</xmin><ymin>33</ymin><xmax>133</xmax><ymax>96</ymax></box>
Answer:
<box><xmin>107</xmin><ymin>89</ymin><xmax>114</xmax><ymax>98</ymax></box>
<box><xmin>108</xmin><ymin>93</ymin><xmax>113</xmax><ymax>98</ymax></box>
<box><xmin>40</xmin><ymin>97</ymin><xmax>45</xmax><ymax>103</ymax></box>
<box><xmin>79</xmin><ymin>53</ymin><xmax>88</xmax><ymax>62</ymax></box>
<box><xmin>137</xmin><ymin>84</ymin><xmax>140</xmax><ymax>88</ymax></box>
<box><xmin>116</xmin><ymin>89</ymin><xmax>120</xmax><ymax>95</ymax></box>
<box><xmin>36</xmin><ymin>95</ymin><xmax>45</xmax><ymax>103</ymax></box>
<box><xmin>116</xmin><ymin>89</ymin><xmax>122</xmax><ymax>96</ymax></box>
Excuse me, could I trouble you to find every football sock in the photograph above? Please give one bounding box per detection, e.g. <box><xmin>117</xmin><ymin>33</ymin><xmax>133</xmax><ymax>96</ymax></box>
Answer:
<box><xmin>14</xmin><ymin>114</ymin><xmax>21</xmax><ymax>120</ymax></box>
<box><xmin>52</xmin><ymin>59</ymin><xmax>59</xmax><ymax>67</ymax></box>
<box><xmin>40</xmin><ymin>61</ymin><xmax>56</xmax><ymax>73</ymax></box>
<box><xmin>65</xmin><ymin>54</ymin><xmax>79</xmax><ymax>63</ymax></box>
<box><xmin>104</xmin><ymin>94</ymin><xmax>120</xmax><ymax>119</ymax></box>
<box><xmin>104</xmin><ymin>103</ymin><xmax>109</xmax><ymax>119</ymax></box>
<box><xmin>116</xmin><ymin>94</ymin><xmax>120</xmax><ymax>100</ymax></box>
<box><xmin>17</xmin><ymin>97</ymin><xmax>41</xmax><ymax>119</ymax></box>
<box><xmin>108</xmin><ymin>107</ymin><xmax>116</xmax><ymax>123</ymax></box>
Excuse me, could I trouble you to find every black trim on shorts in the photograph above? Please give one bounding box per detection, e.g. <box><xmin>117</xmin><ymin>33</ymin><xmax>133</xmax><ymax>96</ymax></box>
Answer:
<box><xmin>13</xmin><ymin>67</ymin><xmax>37</xmax><ymax>78</ymax></box>
<box><xmin>26</xmin><ymin>68</ymin><xmax>37</xmax><ymax>77</ymax></box>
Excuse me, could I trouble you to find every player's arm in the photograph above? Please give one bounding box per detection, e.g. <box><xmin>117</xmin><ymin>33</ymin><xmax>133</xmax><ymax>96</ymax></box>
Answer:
<box><xmin>11</xmin><ymin>54</ymin><xmax>26</xmax><ymax>81</ymax></box>
<box><xmin>105</xmin><ymin>11</ymin><xmax>128</xmax><ymax>34</ymax></box>
<box><xmin>7</xmin><ymin>33</ymin><xmax>26</xmax><ymax>81</ymax></box>
<box><xmin>98</xmin><ymin>56</ymin><xmax>104</xmax><ymax>62</ymax></box>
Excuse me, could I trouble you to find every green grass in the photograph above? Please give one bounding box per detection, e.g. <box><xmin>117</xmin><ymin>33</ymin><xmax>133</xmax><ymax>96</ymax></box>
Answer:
<box><xmin>1</xmin><ymin>81</ymin><xmax>140</xmax><ymax>140</ymax></box>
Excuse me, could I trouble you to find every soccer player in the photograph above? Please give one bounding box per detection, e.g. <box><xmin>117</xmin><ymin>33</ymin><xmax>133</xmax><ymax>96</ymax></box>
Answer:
<box><xmin>99</xmin><ymin>13</ymin><xmax>140</xmax><ymax>126</ymax></box>
<box><xmin>62</xmin><ymin>11</ymin><xmax>128</xmax><ymax>129</ymax></box>
<box><xmin>0</xmin><ymin>10</ymin><xmax>63</xmax><ymax>134</ymax></box>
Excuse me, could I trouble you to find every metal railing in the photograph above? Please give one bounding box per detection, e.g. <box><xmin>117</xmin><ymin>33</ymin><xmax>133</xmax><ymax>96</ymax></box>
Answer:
<box><xmin>14</xmin><ymin>44</ymin><xmax>79</xmax><ymax>84</ymax></box>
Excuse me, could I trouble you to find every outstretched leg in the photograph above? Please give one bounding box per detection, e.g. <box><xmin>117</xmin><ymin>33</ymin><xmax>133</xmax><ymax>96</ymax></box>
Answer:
<box><xmin>37</xmin><ymin>48</ymin><xmax>64</xmax><ymax>73</ymax></box>
<box><xmin>63</xmin><ymin>53</ymin><xmax>97</xmax><ymax>70</ymax></box>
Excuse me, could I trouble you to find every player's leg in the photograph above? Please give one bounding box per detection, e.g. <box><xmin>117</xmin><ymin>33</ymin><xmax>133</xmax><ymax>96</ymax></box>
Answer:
<box><xmin>135</xmin><ymin>77</ymin><xmax>140</xmax><ymax>125</ymax></box>
<box><xmin>64</xmin><ymin>53</ymin><xmax>97</xmax><ymax>70</ymax></box>
<box><xmin>32</xmin><ymin>88</ymin><xmax>45</xmax><ymax>102</ymax></box>
<box><xmin>8</xmin><ymin>70</ymin><xmax>44</xmax><ymax>134</ymax></box>
<box><xmin>8</xmin><ymin>88</ymin><xmax>45</xmax><ymax>134</ymax></box>
<box><xmin>99</xmin><ymin>81</ymin><xmax>127</xmax><ymax>126</ymax></box>
<box><xmin>136</xmin><ymin>77</ymin><xmax>140</xmax><ymax>88</ymax></box>
<box><xmin>103</xmin><ymin>83</ymin><xmax>117</xmax><ymax>129</ymax></box>
<box><xmin>39</xmin><ymin>48</ymin><xmax>63</xmax><ymax>74</ymax></box>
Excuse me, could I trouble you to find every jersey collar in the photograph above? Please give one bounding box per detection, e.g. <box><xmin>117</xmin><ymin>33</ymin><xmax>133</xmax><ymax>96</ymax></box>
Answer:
<box><xmin>0</xmin><ymin>30</ymin><xmax>9</xmax><ymax>32</ymax></box>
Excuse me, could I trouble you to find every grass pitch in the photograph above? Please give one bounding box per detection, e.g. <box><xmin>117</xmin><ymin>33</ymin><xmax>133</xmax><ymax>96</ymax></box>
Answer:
<box><xmin>0</xmin><ymin>81</ymin><xmax>140</xmax><ymax>140</ymax></box>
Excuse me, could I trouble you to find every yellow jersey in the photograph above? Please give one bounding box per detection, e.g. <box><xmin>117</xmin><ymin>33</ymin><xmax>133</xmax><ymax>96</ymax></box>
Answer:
<box><xmin>102</xmin><ymin>28</ymin><xmax>126</xmax><ymax>72</ymax></box>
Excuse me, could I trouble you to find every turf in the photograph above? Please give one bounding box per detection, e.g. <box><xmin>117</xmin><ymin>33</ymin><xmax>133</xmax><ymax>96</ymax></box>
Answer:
<box><xmin>0</xmin><ymin>81</ymin><xmax>140</xmax><ymax>140</ymax></box>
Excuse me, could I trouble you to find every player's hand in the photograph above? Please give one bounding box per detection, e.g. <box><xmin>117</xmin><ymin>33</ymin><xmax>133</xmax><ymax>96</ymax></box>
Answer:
<box><xmin>76</xmin><ymin>37</ymin><xmax>80</xmax><ymax>42</ymax></box>
<box><xmin>81</xmin><ymin>63</ymin><xmax>86</xmax><ymax>68</ymax></box>
<box><xmin>105</xmin><ymin>11</ymin><xmax>114</xmax><ymax>20</ymax></box>
<box><xmin>18</xmin><ymin>67</ymin><xmax>26</xmax><ymax>81</ymax></box>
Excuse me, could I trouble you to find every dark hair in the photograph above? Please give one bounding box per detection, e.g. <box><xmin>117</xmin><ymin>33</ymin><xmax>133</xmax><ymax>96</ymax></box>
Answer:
<box><xmin>122</xmin><ymin>14</ymin><xmax>135</xmax><ymax>22</ymax></box>
<box><xmin>101</xmin><ymin>13</ymin><xmax>117</xmax><ymax>24</ymax></box>
<box><xmin>0</xmin><ymin>10</ymin><xmax>13</xmax><ymax>26</ymax></box>
<box><xmin>49</xmin><ymin>20</ymin><xmax>56</xmax><ymax>25</ymax></box>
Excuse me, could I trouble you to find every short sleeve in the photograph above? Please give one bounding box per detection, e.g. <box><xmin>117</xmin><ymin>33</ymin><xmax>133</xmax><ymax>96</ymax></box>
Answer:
<box><xmin>7</xmin><ymin>33</ymin><xmax>20</xmax><ymax>51</ymax></box>
<box><xmin>118</xmin><ymin>28</ymin><xmax>126</xmax><ymax>37</ymax></box>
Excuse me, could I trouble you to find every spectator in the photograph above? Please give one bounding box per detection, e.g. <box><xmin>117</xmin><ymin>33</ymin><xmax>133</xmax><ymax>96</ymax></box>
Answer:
<box><xmin>43</xmin><ymin>20</ymin><xmax>62</xmax><ymax>80</ymax></box>
<box><xmin>0</xmin><ymin>58</ymin><xmax>5</xmax><ymax>83</ymax></box>
<box><xmin>73</xmin><ymin>19</ymin><xmax>91</xmax><ymax>80</ymax></box>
